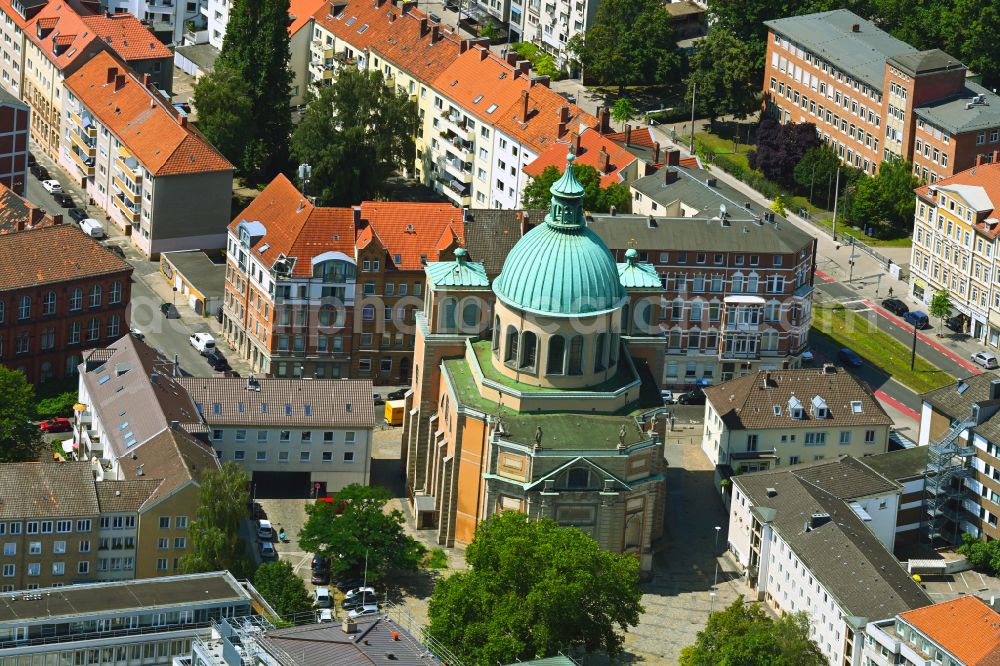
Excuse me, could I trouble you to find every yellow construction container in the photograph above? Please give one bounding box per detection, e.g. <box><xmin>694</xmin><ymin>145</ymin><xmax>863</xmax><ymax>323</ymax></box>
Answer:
<box><xmin>384</xmin><ymin>400</ymin><xmax>405</xmax><ymax>426</ymax></box>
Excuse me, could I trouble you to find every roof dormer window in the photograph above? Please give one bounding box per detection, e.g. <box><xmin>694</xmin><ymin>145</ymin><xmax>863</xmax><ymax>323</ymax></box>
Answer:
<box><xmin>811</xmin><ymin>395</ymin><xmax>828</xmax><ymax>419</ymax></box>
<box><xmin>788</xmin><ymin>395</ymin><xmax>804</xmax><ymax>419</ymax></box>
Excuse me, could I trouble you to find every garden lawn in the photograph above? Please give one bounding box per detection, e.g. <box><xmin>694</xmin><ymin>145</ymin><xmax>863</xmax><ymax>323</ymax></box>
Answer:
<box><xmin>813</xmin><ymin>304</ymin><xmax>953</xmax><ymax>393</ymax></box>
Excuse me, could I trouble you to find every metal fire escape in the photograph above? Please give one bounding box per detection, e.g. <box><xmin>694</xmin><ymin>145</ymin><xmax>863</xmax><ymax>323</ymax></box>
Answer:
<box><xmin>924</xmin><ymin>418</ymin><xmax>977</xmax><ymax>543</ymax></box>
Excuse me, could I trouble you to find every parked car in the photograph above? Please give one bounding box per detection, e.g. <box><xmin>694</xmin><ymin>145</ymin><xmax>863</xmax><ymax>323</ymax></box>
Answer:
<box><xmin>313</xmin><ymin>587</ymin><xmax>332</xmax><ymax>608</ymax></box>
<box><xmin>335</xmin><ymin>578</ymin><xmax>364</xmax><ymax>593</ymax></box>
<box><xmin>342</xmin><ymin>592</ymin><xmax>378</xmax><ymax>610</ymax></box>
<box><xmin>27</xmin><ymin>152</ymin><xmax>35</xmax><ymax>167</ymax></box>
<box><xmin>429</xmin><ymin>12</ymin><xmax>441</xmax><ymax>22</ymax></box>
<box><xmin>79</xmin><ymin>219</ymin><xmax>105</xmax><ymax>238</ymax></box>
<box><xmin>838</xmin><ymin>347</ymin><xmax>864</xmax><ymax>368</ymax></box>
<box><xmin>677</xmin><ymin>388</ymin><xmax>706</xmax><ymax>405</ymax></box>
<box><xmin>373</xmin><ymin>393</ymin><xmax>385</xmax><ymax>406</ymax></box>
<box><xmin>317</xmin><ymin>609</ymin><xmax>333</xmax><ymax>623</ymax></box>
<box><xmin>971</xmin><ymin>351</ymin><xmax>1000</xmax><ymax>369</ymax></box>
<box><xmin>312</xmin><ymin>554</ymin><xmax>329</xmax><ymax>572</ymax></box>
<box><xmin>387</xmin><ymin>388</ymin><xmax>409</xmax><ymax>400</ymax></box>
<box><xmin>39</xmin><ymin>417</ymin><xmax>73</xmax><ymax>433</ymax></box>
<box><xmin>945</xmin><ymin>316</ymin><xmax>965</xmax><ymax>333</ymax></box>
<box><xmin>311</xmin><ymin>569</ymin><xmax>331</xmax><ymax>585</ymax></box>
<box><xmin>660</xmin><ymin>390</ymin><xmax>674</xmax><ymax>405</ymax></box>
<box><xmin>344</xmin><ymin>586</ymin><xmax>375</xmax><ymax>599</ymax></box>
<box><xmin>348</xmin><ymin>605</ymin><xmax>379</xmax><ymax>619</ymax></box>
<box><xmin>40</xmin><ymin>179</ymin><xmax>62</xmax><ymax>194</ymax></box>
<box><xmin>189</xmin><ymin>332</ymin><xmax>216</xmax><ymax>353</ymax></box>
<box><xmin>903</xmin><ymin>310</ymin><xmax>930</xmax><ymax>330</ymax></box>
<box><xmin>258</xmin><ymin>541</ymin><xmax>277</xmax><ymax>560</ymax></box>
<box><xmin>256</xmin><ymin>519</ymin><xmax>274</xmax><ymax>540</ymax></box>
<box><xmin>160</xmin><ymin>302</ymin><xmax>180</xmax><ymax>319</ymax></box>
<box><xmin>801</xmin><ymin>350</ymin><xmax>814</xmax><ymax>364</ymax></box>
<box><xmin>54</xmin><ymin>193</ymin><xmax>74</xmax><ymax>208</ymax></box>
<box><xmin>30</xmin><ymin>164</ymin><xmax>49</xmax><ymax>180</ymax></box>
<box><xmin>223</xmin><ymin>370</ymin><xmax>241</xmax><ymax>378</ymax></box>
<box><xmin>206</xmin><ymin>350</ymin><xmax>230</xmax><ymax>371</ymax></box>
<box><xmin>881</xmin><ymin>298</ymin><xmax>909</xmax><ymax>316</ymax></box>
<box><xmin>67</xmin><ymin>207</ymin><xmax>88</xmax><ymax>222</ymax></box>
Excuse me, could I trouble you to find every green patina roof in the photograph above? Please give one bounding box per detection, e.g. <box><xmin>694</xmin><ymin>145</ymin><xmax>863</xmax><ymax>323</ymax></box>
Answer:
<box><xmin>618</xmin><ymin>248</ymin><xmax>662</xmax><ymax>289</ymax></box>
<box><xmin>425</xmin><ymin>248</ymin><xmax>489</xmax><ymax>288</ymax></box>
<box><xmin>493</xmin><ymin>152</ymin><xmax>626</xmax><ymax>316</ymax></box>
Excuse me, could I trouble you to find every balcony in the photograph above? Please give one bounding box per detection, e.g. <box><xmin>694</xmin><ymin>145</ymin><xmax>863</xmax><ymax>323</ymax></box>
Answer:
<box><xmin>113</xmin><ymin>175</ymin><xmax>141</xmax><ymax>201</ymax></box>
<box><xmin>442</xmin><ymin>156</ymin><xmax>472</xmax><ymax>183</ymax></box>
<box><xmin>69</xmin><ymin>148</ymin><xmax>95</xmax><ymax>176</ymax></box>
<box><xmin>441</xmin><ymin>112</ymin><xmax>475</xmax><ymax>142</ymax></box>
<box><xmin>112</xmin><ymin>193</ymin><xmax>140</xmax><ymax>222</ymax></box>
<box><xmin>115</xmin><ymin>154</ymin><xmax>143</xmax><ymax>183</ymax></box>
<box><xmin>436</xmin><ymin>177</ymin><xmax>470</xmax><ymax>206</ymax></box>
<box><xmin>723</xmin><ymin>320</ymin><xmax>761</xmax><ymax>333</ymax></box>
<box><xmin>333</xmin><ymin>51</ymin><xmax>358</xmax><ymax>66</ymax></box>
<box><xmin>442</xmin><ymin>132</ymin><xmax>474</xmax><ymax>161</ymax></box>
<box><xmin>70</xmin><ymin>128</ymin><xmax>96</xmax><ymax>153</ymax></box>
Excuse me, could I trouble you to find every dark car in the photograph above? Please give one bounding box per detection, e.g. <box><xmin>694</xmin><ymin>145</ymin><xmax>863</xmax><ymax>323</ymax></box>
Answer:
<box><xmin>27</xmin><ymin>153</ymin><xmax>35</xmax><ymax>167</ymax></box>
<box><xmin>55</xmin><ymin>193</ymin><xmax>75</xmax><ymax>208</ymax></box>
<box><xmin>341</xmin><ymin>592</ymin><xmax>378</xmax><ymax>610</ymax></box>
<box><xmin>160</xmin><ymin>302</ymin><xmax>180</xmax><ymax>319</ymax></box>
<box><xmin>945</xmin><ymin>316</ymin><xmax>965</xmax><ymax>333</ymax></box>
<box><xmin>838</xmin><ymin>347</ymin><xmax>864</xmax><ymax>368</ymax></box>
<box><xmin>311</xmin><ymin>569</ymin><xmax>331</xmax><ymax>585</ymax></box>
<box><xmin>903</xmin><ymin>310</ymin><xmax>930</xmax><ymax>330</ymax></box>
<box><xmin>312</xmin><ymin>554</ymin><xmax>329</xmax><ymax>573</ymax></box>
<box><xmin>215</xmin><ymin>306</ymin><xmax>223</xmax><ymax>323</ymax></box>
<box><xmin>32</xmin><ymin>165</ymin><xmax>50</xmax><ymax>180</ymax></box>
<box><xmin>67</xmin><ymin>207</ymin><xmax>88</xmax><ymax>222</ymax></box>
<box><xmin>335</xmin><ymin>578</ymin><xmax>364</xmax><ymax>593</ymax></box>
<box><xmin>881</xmin><ymin>298</ymin><xmax>908</xmax><ymax>316</ymax></box>
<box><xmin>387</xmin><ymin>388</ymin><xmax>409</xmax><ymax>400</ymax></box>
<box><xmin>677</xmin><ymin>388</ymin><xmax>706</xmax><ymax>405</ymax></box>
<box><xmin>206</xmin><ymin>350</ymin><xmax>230</xmax><ymax>371</ymax></box>
<box><xmin>105</xmin><ymin>244</ymin><xmax>125</xmax><ymax>259</ymax></box>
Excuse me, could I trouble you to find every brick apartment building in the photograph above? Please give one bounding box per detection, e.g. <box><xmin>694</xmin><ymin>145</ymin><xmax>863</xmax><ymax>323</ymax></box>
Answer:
<box><xmin>0</xmin><ymin>89</ymin><xmax>29</xmax><ymax>196</ymax></box>
<box><xmin>0</xmin><ymin>224</ymin><xmax>132</xmax><ymax>385</ymax></box>
<box><xmin>764</xmin><ymin>9</ymin><xmax>1000</xmax><ymax>183</ymax></box>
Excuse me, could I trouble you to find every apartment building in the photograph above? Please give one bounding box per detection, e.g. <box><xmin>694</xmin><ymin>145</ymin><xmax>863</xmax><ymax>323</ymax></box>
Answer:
<box><xmin>865</xmin><ymin>596</ymin><xmax>1000</xmax><ymax>666</ymax></box>
<box><xmin>77</xmin><ymin>335</ymin><xmax>222</xmax><ymax>579</ymax></box>
<box><xmin>764</xmin><ymin>9</ymin><xmax>1000</xmax><ymax>181</ymax></box>
<box><xmin>728</xmin><ymin>457</ymin><xmax>930</xmax><ymax>665</ymax></box>
<box><xmin>506</xmin><ymin>0</ymin><xmax>598</xmax><ymax>64</ymax></box>
<box><xmin>587</xmin><ymin>165</ymin><xmax>816</xmax><ymax>386</ymax></box>
<box><xmin>105</xmin><ymin>0</ymin><xmax>204</xmax><ymax>46</ymax></box>
<box><xmin>221</xmin><ymin>175</ymin><xmax>464</xmax><ymax>381</ymax></box>
<box><xmin>0</xmin><ymin>88</ymin><xmax>28</xmax><ymax>195</ymax></box>
<box><xmin>176</xmin><ymin>376</ymin><xmax>375</xmax><ymax>495</ymax></box>
<box><xmin>62</xmin><ymin>51</ymin><xmax>233</xmax><ymax>258</ymax></box>
<box><xmin>909</xmin><ymin>162</ymin><xmax>1000</xmax><ymax>344</ymax></box>
<box><xmin>0</xmin><ymin>224</ymin><xmax>132</xmax><ymax>385</ymax></box>
<box><xmin>862</xmin><ymin>446</ymin><xmax>932</xmax><ymax>551</ymax></box>
<box><xmin>918</xmin><ymin>373</ymin><xmax>1000</xmax><ymax>544</ymax></box>
<box><xmin>80</xmin><ymin>12</ymin><xmax>174</xmax><ymax>93</ymax></box>
<box><xmin>703</xmin><ymin>367</ymin><xmax>893</xmax><ymax>474</ymax></box>
<box><xmin>0</xmin><ymin>572</ymin><xmax>253</xmax><ymax>666</ymax></box>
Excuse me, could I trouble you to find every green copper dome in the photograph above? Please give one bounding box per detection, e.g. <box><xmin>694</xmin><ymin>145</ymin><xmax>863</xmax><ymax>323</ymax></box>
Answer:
<box><xmin>493</xmin><ymin>153</ymin><xmax>626</xmax><ymax>316</ymax></box>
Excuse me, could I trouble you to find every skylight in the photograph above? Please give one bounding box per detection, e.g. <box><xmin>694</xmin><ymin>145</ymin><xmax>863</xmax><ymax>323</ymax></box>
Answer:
<box><xmin>238</xmin><ymin>402</ymin><xmax>245</xmax><ymax>413</ymax></box>
<box><xmin>285</xmin><ymin>404</ymin><xmax>293</xmax><ymax>416</ymax></box>
<box><xmin>358</xmin><ymin>24</ymin><xmax>368</xmax><ymax>33</ymax></box>
<box><xmin>98</xmin><ymin>374</ymin><xmax>111</xmax><ymax>385</ymax></box>
<box><xmin>486</xmin><ymin>103</ymin><xmax>498</xmax><ymax>113</ymax></box>
<box><xmin>473</xmin><ymin>94</ymin><xmax>483</xmax><ymax>104</ymax></box>
<box><xmin>772</xmin><ymin>406</ymin><xmax>781</xmax><ymax>416</ymax></box>
<box><xmin>261</xmin><ymin>403</ymin><xmax>268</xmax><ymax>413</ymax></box>
<box><xmin>119</xmin><ymin>421</ymin><xmax>129</xmax><ymax>430</ymax></box>
<box><xmin>304</xmin><ymin>404</ymin><xmax>312</xmax><ymax>416</ymax></box>
<box><xmin>212</xmin><ymin>403</ymin><xmax>221</xmax><ymax>414</ymax></box>
<box><xmin>257</xmin><ymin>243</ymin><xmax>270</xmax><ymax>254</ymax></box>
<box><xmin>346</xmin><ymin>16</ymin><xmax>357</xmax><ymax>25</ymax></box>
<box><xmin>850</xmin><ymin>400</ymin><xmax>863</xmax><ymax>414</ymax></box>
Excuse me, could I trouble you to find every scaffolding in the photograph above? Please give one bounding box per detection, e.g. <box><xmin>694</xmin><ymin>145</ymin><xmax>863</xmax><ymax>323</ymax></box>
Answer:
<box><xmin>924</xmin><ymin>419</ymin><xmax>977</xmax><ymax>543</ymax></box>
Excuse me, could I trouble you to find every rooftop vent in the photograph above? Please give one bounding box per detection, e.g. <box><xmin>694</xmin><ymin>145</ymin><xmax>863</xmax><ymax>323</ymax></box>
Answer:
<box><xmin>821</xmin><ymin>363</ymin><xmax>837</xmax><ymax>375</ymax></box>
<box><xmin>341</xmin><ymin>619</ymin><xmax>357</xmax><ymax>634</ymax></box>
<box><xmin>991</xmin><ymin>378</ymin><xmax>1000</xmax><ymax>400</ymax></box>
<box><xmin>766</xmin><ymin>487</ymin><xmax>777</xmax><ymax>497</ymax></box>
<box><xmin>809</xmin><ymin>512</ymin><xmax>831</xmax><ymax>529</ymax></box>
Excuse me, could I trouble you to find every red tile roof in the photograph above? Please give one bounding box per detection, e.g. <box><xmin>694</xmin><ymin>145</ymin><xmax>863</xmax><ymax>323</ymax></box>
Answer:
<box><xmin>524</xmin><ymin>126</ymin><xmax>637</xmax><ymax>187</ymax></box>
<box><xmin>494</xmin><ymin>84</ymin><xmax>595</xmax><ymax>154</ymax></box>
<box><xmin>288</xmin><ymin>0</ymin><xmax>327</xmax><ymax>35</ymax></box>
<box><xmin>312</xmin><ymin>0</ymin><xmax>396</xmax><ymax>53</ymax></box>
<box><xmin>81</xmin><ymin>13</ymin><xmax>171</xmax><ymax>61</ymax></box>
<box><xmin>899</xmin><ymin>597</ymin><xmax>1000</xmax><ymax>666</ymax></box>
<box><xmin>65</xmin><ymin>51</ymin><xmax>232</xmax><ymax>176</ymax></box>
<box><xmin>0</xmin><ymin>182</ymin><xmax>54</xmax><ymax>234</ymax></box>
<box><xmin>25</xmin><ymin>2</ymin><xmax>99</xmax><ymax>70</ymax></box>
<box><xmin>916</xmin><ymin>161</ymin><xmax>1000</xmax><ymax>238</ymax></box>
<box><xmin>357</xmin><ymin>201</ymin><xmax>464</xmax><ymax>270</ymax></box>
<box><xmin>229</xmin><ymin>174</ymin><xmax>356</xmax><ymax>278</ymax></box>
<box><xmin>365</xmin><ymin>9</ymin><xmax>462</xmax><ymax>84</ymax></box>
<box><xmin>431</xmin><ymin>46</ymin><xmax>531</xmax><ymax>126</ymax></box>
<box><xmin>0</xmin><ymin>224</ymin><xmax>132</xmax><ymax>291</ymax></box>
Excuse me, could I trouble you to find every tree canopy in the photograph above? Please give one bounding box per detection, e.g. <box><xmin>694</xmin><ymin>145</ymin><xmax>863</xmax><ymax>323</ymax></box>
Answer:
<box><xmin>680</xmin><ymin>596</ymin><xmax>826</xmax><ymax>665</ymax></box>
<box><xmin>297</xmin><ymin>484</ymin><xmax>424</xmax><ymax>582</ymax></box>
<box><xmin>254</xmin><ymin>561</ymin><xmax>314</xmax><ymax>619</ymax></box>
<box><xmin>291</xmin><ymin>68</ymin><xmax>418</xmax><ymax>206</ymax></box>
<box><xmin>849</xmin><ymin>157</ymin><xmax>919</xmax><ymax>236</ymax></box>
<box><xmin>522</xmin><ymin>164</ymin><xmax>632</xmax><ymax>213</ymax></box>
<box><xmin>181</xmin><ymin>461</ymin><xmax>254</xmax><ymax>578</ymax></box>
<box><xmin>427</xmin><ymin>512</ymin><xmax>644</xmax><ymax>665</ymax></box>
<box><xmin>610</xmin><ymin>98</ymin><xmax>637</xmax><ymax>125</ymax></box>
<box><xmin>793</xmin><ymin>145</ymin><xmax>841</xmax><ymax>205</ymax></box>
<box><xmin>0</xmin><ymin>366</ymin><xmax>43</xmax><ymax>462</ymax></box>
<box><xmin>747</xmin><ymin>118</ymin><xmax>820</xmax><ymax>186</ymax></box>
<box><xmin>197</xmin><ymin>0</ymin><xmax>292</xmax><ymax>181</ymax></box>
<box><xmin>685</xmin><ymin>28</ymin><xmax>760</xmax><ymax>124</ymax></box>
<box><xmin>929</xmin><ymin>289</ymin><xmax>953</xmax><ymax>335</ymax></box>
<box><xmin>567</xmin><ymin>0</ymin><xmax>679</xmax><ymax>92</ymax></box>
<box><xmin>959</xmin><ymin>532</ymin><xmax>1000</xmax><ymax>575</ymax></box>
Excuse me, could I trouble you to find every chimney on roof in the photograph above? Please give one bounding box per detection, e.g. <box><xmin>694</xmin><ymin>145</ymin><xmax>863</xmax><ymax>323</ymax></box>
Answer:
<box><xmin>647</xmin><ymin>215</ymin><xmax>657</xmax><ymax>228</ymax></box>
<box><xmin>664</xmin><ymin>167</ymin><xmax>678</xmax><ymax>185</ymax></box>
<box><xmin>114</xmin><ymin>74</ymin><xmax>126</xmax><ymax>91</ymax></box>
<box><xmin>375</xmin><ymin>0</ymin><xmax>386</xmax><ymax>6</ymax></box>
<box><xmin>505</xmin><ymin>52</ymin><xmax>517</xmax><ymax>66</ymax></box>
<box><xmin>653</xmin><ymin>141</ymin><xmax>661</xmax><ymax>164</ymax></box>
<box><xmin>142</xmin><ymin>73</ymin><xmax>151</xmax><ymax>88</ymax></box>
<box><xmin>459</xmin><ymin>38</ymin><xmax>472</xmax><ymax>53</ymax></box>
<box><xmin>624</xmin><ymin>124</ymin><xmax>632</xmax><ymax>146</ymax></box>
<box><xmin>517</xmin><ymin>60</ymin><xmax>530</xmax><ymax>76</ymax></box>
<box><xmin>664</xmin><ymin>149</ymin><xmax>680</xmax><ymax>165</ymax></box>
<box><xmin>107</xmin><ymin>66</ymin><xmax>118</xmax><ymax>84</ymax></box>
<box><xmin>851</xmin><ymin>23</ymin><xmax>860</xmax><ymax>32</ymax></box>
<box><xmin>994</xmin><ymin>149</ymin><xmax>999</xmax><ymax>164</ymax></box>
<box><xmin>598</xmin><ymin>146</ymin><xmax>610</xmax><ymax>174</ymax></box>
<box><xmin>170</xmin><ymin>420</ymin><xmax>179</xmax><ymax>431</ymax></box>
<box><xmin>431</xmin><ymin>24</ymin><xmax>440</xmax><ymax>42</ymax></box>
<box><xmin>978</xmin><ymin>154</ymin><xmax>985</xmax><ymax>167</ymax></box>
<box><xmin>529</xmin><ymin>75</ymin><xmax>549</xmax><ymax>88</ymax></box>
<box><xmin>559</xmin><ymin>105</ymin><xmax>570</xmax><ymax>124</ymax></box>
<box><xmin>572</xmin><ymin>131</ymin><xmax>581</xmax><ymax>155</ymax></box>
<box><xmin>518</xmin><ymin>211</ymin><xmax>529</xmax><ymax>236</ymax></box>
<box><xmin>179</xmin><ymin>116</ymin><xmax>187</xmax><ymax>128</ymax></box>
<box><xmin>609</xmin><ymin>205</ymin><xmax>616</xmax><ymax>216</ymax></box>
<box><xmin>991</xmin><ymin>378</ymin><xmax>1000</xmax><ymax>401</ymax></box>
<box><xmin>400</xmin><ymin>0</ymin><xmax>415</xmax><ymax>12</ymax></box>
<box><xmin>388</xmin><ymin>11</ymin><xmax>396</xmax><ymax>21</ymax></box>
<box><xmin>479</xmin><ymin>47</ymin><xmax>490</xmax><ymax>61</ymax></box>
<box><xmin>520</xmin><ymin>89</ymin><xmax>529</xmax><ymax>122</ymax></box>
<box><xmin>419</xmin><ymin>17</ymin><xmax>428</xmax><ymax>35</ymax></box>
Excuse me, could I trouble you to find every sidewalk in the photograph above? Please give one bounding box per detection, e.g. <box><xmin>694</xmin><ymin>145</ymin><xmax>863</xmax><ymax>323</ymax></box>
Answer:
<box><xmin>653</xmin><ymin>123</ymin><xmax>985</xmax><ymax>382</ymax></box>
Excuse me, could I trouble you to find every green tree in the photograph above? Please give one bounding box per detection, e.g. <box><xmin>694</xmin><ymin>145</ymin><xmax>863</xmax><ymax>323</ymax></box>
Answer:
<box><xmin>942</xmin><ymin>0</ymin><xmax>1000</xmax><ymax>90</ymax></box>
<box><xmin>210</xmin><ymin>0</ymin><xmax>292</xmax><ymax>181</ymax></box>
<box><xmin>297</xmin><ymin>484</ymin><xmax>424</xmax><ymax>582</ymax></box>
<box><xmin>291</xmin><ymin>68</ymin><xmax>418</xmax><ymax>206</ymax></box>
<box><xmin>680</xmin><ymin>596</ymin><xmax>825</xmax><ymax>665</ymax></box>
<box><xmin>191</xmin><ymin>68</ymin><xmax>254</xmax><ymax>170</ymax></box>
<box><xmin>522</xmin><ymin>164</ymin><xmax>632</xmax><ymax>213</ymax></box>
<box><xmin>958</xmin><ymin>532</ymin><xmax>1000</xmax><ymax>575</ymax></box>
<box><xmin>684</xmin><ymin>28</ymin><xmax>760</xmax><ymax>126</ymax></box>
<box><xmin>181</xmin><ymin>461</ymin><xmax>254</xmax><ymax>578</ymax></box>
<box><xmin>254</xmin><ymin>561</ymin><xmax>314</xmax><ymax>619</ymax></box>
<box><xmin>850</xmin><ymin>157</ymin><xmax>919</xmax><ymax>236</ymax></box>
<box><xmin>428</xmin><ymin>512</ymin><xmax>643</xmax><ymax>664</ymax></box>
<box><xmin>567</xmin><ymin>0</ymin><xmax>678</xmax><ymax>93</ymax></box>
<box><xmin>0</xmin><ymin>366</ymin><xmax>44</xmax><ymax>462</ymax></box>
<box><xmin>793</xmin><ymin>145</ymin><xmax>841</xmax><ymax>205</ymax></box>
<box><xmin>770</xmin><ymin>194</ymin><xmax>787</xmax><ymax>217</ymax></box>
<box><xmin>929</xmin><ymin>289</ymin><xmax>953</xmax><ymax>337</ymax></box>
<box><xmin>610</xmin><ymin>98</ymin><xmax>636</xmax><ymax>126</ymax></box>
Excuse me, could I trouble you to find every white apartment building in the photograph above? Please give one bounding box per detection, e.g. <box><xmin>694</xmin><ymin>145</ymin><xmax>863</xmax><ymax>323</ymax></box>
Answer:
<box><xmin>728</xmin><ymin>458</ymin><xmax>930</xmax><ymax>666</ymax></box>
<box><xmin>105</xmin><ymin>0</ymin><xmax>204</xmax><ymax>45</ymax></box>
<box><xmin>205</xmin><ymin>0</ymin><xmax>229</xmax><ymax>47</ymax></box>
<box><xmin>176</xmin><ymin>376</ymin><xmax>376</xmax><ymax>495</ymax></box>
<box><xmin>510</xmin><ymin>0</ymin><xmax>597</xmax><ymax>64</ymax></box>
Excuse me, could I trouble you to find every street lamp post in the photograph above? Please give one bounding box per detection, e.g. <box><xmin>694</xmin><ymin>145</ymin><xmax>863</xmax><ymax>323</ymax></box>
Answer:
<box><xmin>713</xmin><ymin>525</ymin><xmax>721</xmax><ymax>587</ymax></box>
<box><xmin>910</xmin><ymin>320</ymin><xmax>919</xmax><ymax>370</ymax></box>
<box><xmin>710</xmin><ymin>591</ymin><xmax>717</xmax><ymax>614</ymax></box>
<box><xmin>831</xmin><ymin>167</ymin><xmax>841</xmax><ymax>241</ymax></box>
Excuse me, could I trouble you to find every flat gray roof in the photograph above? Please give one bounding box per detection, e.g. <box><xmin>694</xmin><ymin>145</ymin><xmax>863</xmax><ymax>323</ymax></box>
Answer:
<box><xmin>260</xmin><ymin>618</ymin><xmax>442</xmax><ymax>666</ymax></box>
<box><xmin>174</xmin><ymin>44</ymin><xmax>219</xmax><ymax>72</ymax></box>
<box><xmin>162</xmin><ymin>251</ymin><xmax>225</xmax><ymax>301</ymax></box>
<box><xmin>765</xmin><ymin>9</ymin><xmax>916</xmax><ymax>92</ymax></box>
<box><xmin>915</xmin><ymin>82</ymin><xmax>1000</xmax><ymax>135</ymax></box>
<box><xmin>0</xmin><ymin>572</ymin><xmax>249</xmax><ymax>625</ymax></box>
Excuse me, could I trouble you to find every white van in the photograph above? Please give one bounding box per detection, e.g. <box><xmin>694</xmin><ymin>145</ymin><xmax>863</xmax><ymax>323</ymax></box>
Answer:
<box><xmin>256</xmin><ymin>519</ymin><xmax>273</xmax><ymax>540</ymax></box>
<box><xmin>313</xmin><ymin>587</ymin><xmax>332</xmax><ymax>608</ymax></box>
<box><xmin>80</xmin><ymin>218</ymin><xmax>105</xmax><ymax>239</ymax></box>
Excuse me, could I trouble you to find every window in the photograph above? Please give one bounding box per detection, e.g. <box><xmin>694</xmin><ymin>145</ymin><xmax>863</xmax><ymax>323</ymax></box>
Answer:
<box><xmin>176</xmin><ymin>516</ymin><xmax>188</xmax><ymax>529</ymax></box>
<box><xmin>839</xmin><ymin>431</ymin><xmax>851</xmax><ymax>445</ymax></box>
<box><xmin>159</xmin><ymin>516</ymin><xmax>170</xmax><ymax>529</ymax></box>
<box><xmin>27</xmin><ymin>563</ymin><xmax>40</xmax><ymax>576</ymax></box>
<box><xmin>1</xmin><ymin>564</ymin><xmax>12</xmax><ymax>577</ymax></box>
<box><xmin>109</xmin><ymin>282</ymin><xmax>122</xmax><ymax>304</ymax></box>
<box><xmin>28</xmin><ymin>542</ymin><xmax>40</xmax><ymax>555</ymax></box>
<box><xmin>864</xmin><ymin>430</ymin><xmax>876</xmax><ymax>444</ymax></box>
<box><xmin>156</xmin><ymin>558</ymin><xmax>167</xmax><ymax>571</ymax></box>
<box><xmin>174</xmin><ymin>537</ymin><xmax>186</xmax><ymax>549</ymax></box>
<box><xmin>344</xmin><ymin>451</ymin><xmax>355</xmax><ymax>462</ymax></box>
<box><xmin>77</xmin><ymin>561</ymin><xmax>89</xmax><ymax>574</ymax></box>
<box><xmin>566</xmin><ymin>467</ymin><xmax>589</xmax><ymax>488</ymax></box>
<box><xmin>43</xmin><ymin>291</ymin><xmax>56</xmax><ymax>315</ymax></box>
<box><xmin>300</xmin><ymin>451</ymin><xmax>311</xmax><ymax>462</ymax></box>
<box><xmin>2</xmin><ymin>543</ymin><xmax>13</xmax><ymax>556</ymax></box>
<box><xmin>89</xmin><ymin>284</ymin><xmax>101</xmax><ymax>308</ymax></box>
<box><xmin>17</xmin><ymin>295</ymin><xmax>29</xmax><ymax>319</ymax></box>
<box><xmin>256</xmin><ymin>450</ymin><xmax>267</xmax><ymax>462</ymax></box>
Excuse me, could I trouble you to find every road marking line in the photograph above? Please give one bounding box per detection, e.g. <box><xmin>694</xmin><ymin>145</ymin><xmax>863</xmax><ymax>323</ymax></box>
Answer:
<box><xmin>815</xmin><ymin>269</ymin><xmax>834</xmax><ymax>283</ymax></box>
<box><xmin>872</xmin><ymin>388</ymin><xmax>919</xmax><ymax>421</ymax></box>
<box><xmin>865</xmin><ymin>300</ymin><xmax>981</xmax><ymax>374</ymax></box>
